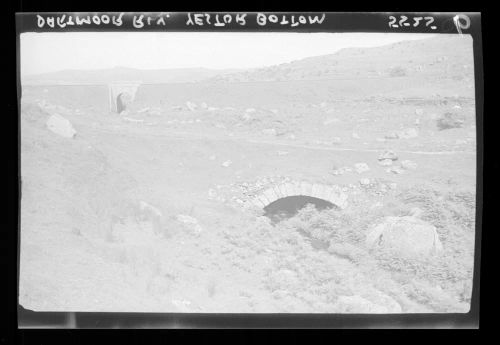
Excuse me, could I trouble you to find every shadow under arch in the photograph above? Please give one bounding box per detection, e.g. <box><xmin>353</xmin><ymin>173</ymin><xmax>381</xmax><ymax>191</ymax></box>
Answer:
<box><xmin>263</xmin><ymin>195</ymin><xmax>337</xmax><ymax>224</ymax></box>
<box><xmin>116</xmin><ymin>92</ymin><xmax>128</xmax><ymax>113</ymax></box>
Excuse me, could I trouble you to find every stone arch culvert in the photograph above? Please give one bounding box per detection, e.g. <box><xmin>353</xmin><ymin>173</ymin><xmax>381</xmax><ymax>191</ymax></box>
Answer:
<box><xmin>108</xmin><ymin>82</ymin><xmax>141</xmax><ymax>113</ymax></box>
<box><xmin>208</xmin><ymin>176</ymin><xmax>348</xmax><ymax>223</ymax></box>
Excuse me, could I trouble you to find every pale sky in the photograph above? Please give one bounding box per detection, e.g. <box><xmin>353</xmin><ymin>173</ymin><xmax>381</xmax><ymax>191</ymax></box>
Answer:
<box><xmin>21</xmin><ymin>32</ymin><xmax>435</xmax><ymax>76</ymax></box>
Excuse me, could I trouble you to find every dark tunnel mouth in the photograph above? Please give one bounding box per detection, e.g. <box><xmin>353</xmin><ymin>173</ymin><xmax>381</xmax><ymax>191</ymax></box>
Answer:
<box><xmin>116</xmin><ymin>92</ymin><xmax>128</xmax><ymax>113</ymax></box>
<box><xmin>263</xmin><ymin>195</ymin><xmax>337</xmax><ymax>224</ymax></box>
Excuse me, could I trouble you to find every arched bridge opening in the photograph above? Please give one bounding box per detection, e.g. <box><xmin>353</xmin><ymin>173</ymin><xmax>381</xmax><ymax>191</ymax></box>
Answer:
<box><xmin>108</xmin><ymin>82</ymin><xmax>141</xmax><ymax>113</ymax></box>
<box><xmin>263</xmin><ymin>195</ymin><xmax>337</xmax><ymax>224</ymax></box>
<box><xmin>116</xmin><ymin>92</ymin><xmax>129</xmax><ymax>113</ymax></box>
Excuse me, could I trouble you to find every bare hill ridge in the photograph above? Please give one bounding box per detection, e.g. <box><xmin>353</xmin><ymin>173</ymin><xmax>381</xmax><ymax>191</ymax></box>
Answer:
<box><xmin>22</xmin><ymin>66</ymin><xmax>242</xmax><ymax>85</ymax></box>
<box><xmin>22</xmin><ymin>35</ymin><xmax>473</xmax><ymax>85</ymax></box>
<box><xmin>208</xmin><ymin>35</ymin><xmax>474</xmax><ymax>82</ymax></box>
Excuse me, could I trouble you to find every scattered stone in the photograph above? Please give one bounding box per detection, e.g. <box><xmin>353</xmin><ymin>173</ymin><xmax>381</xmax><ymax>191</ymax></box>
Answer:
<box><xmin>241</xmin><ymin>113</ymin><xmax>252</xmax><ymax>121</ymax></box>
<box><xmin>415</xmin><ymin>108</ymin><xmax>424</xmax><ymax>116</ymax></box>
<box><xmin>379</xmin><ymin>159</ymin><xmax>393</xmax><ymax>166</ymax></box>
<box><xmin>245</xmin><ymin>108</ymin><xmax>256</xmax><ymax>113</ymax></box>
<box><xmin>398</xmin><ymin>128</ymin><xmax>419</xmax><ymax>139</ymax></box>
<box><xmin>359</xmin><ymin>178</ymin><xmax>370</xmax><ymax>186</ymax></box>
<box><xmin>378</xmin><ymin>150</ymin><xmax>398</xmax><ymax>161</ymax></box>
<box><xmin>277</xmin><ymin>151</ymin><xmax>289</xmax><ymax>156</ymax></box>
<box><xmin>401</xmin><ymin>160</ymin><xmax>418</xmax><ymax>170</ymax></box>
<box><xmin>186</xmin><ymin>101</ymin><xmax>197</xmax><ymax>111</ymax></box>
<box><xmin>375</xmin><ymin>138</ymin><xmax>387</xmax><ymax>142</ymax></box>
<box><xmin>200</xmin><ymin>102</ymin><xmax>208</xmax><ymax>110</ymax></box>
<box><xmin>453</xmin><ymin>105</ymin><xmax>462</xmax><ymax>109</ymax></box>
<box><xmin>354</xmin><ymin>163</ymin><xmax>370</xmax><ymax>174</ymax></box>
<box><xmin>365</xmin><ymin>216</ymin><xmax>443</xmax><ymax>256</ymax></box>
<box><xmin>171</xmin><ymin>299</ymin><xmax>192</xmax><ymax>311</ymax></box>
<box><xmin>437</xmin><ymin>112</ymin><xmax>465</xmax><ymax>130</ymax></box>
<box><xmin>388</xmin><ymin>183</ymin><xmax>397</xmax><ymax>189</ymax></box>
<box><xmin>352</xmin><ymin>132</ymin><xmax>360</xmax><ymax>139</ymax></box>
<box><xmin>139</xmin><ymin>201</ymin><xmax>163</xmax><ymax>218</ymax></box>
<box><xmin>415</xmin><ymin>119</ymin><xmax>420</xmax><ymax>126</ymax></box>
<box><xmin>208</xmin><ymin>189</ymin><xmax>217</xmax><ymax>199</ymax></box>
<box><xmin>385</xmin><ymin>132</ymin><xmax>400</xmax><ymax>139</ymax></box>
<box><xmin>171</xmin><ymin>105</ymin><xmax>183</xmax><ymax>111</ymax></box>
<box><xmin>386</xmin><ymin>166</ymin><xmax>404</xmax><ymax>174</ymax></box>
<box><xmin>270</xmin><ymin>109</ymin><xmax>279</xmax><ymax>114</ymax></box>
<box><xmin>208</xmin><ymin>107</ymin><xmax>218</xmax><ymax>111</ymax></box>
<box><xmin>46</xmin><ymin>114</ymin><xmax>77</xmax><ymax>138</ymax></box>
<box><xmin>262</xmin><ymin>128</ymin><xmax>277</xmax><ymax>136</ymax></box>
<box><xmin>221</xmin><ymin>160</ymin><xmax>232</xmax><ymax>167</ymax></box>
<box><xmin>288</xmin><ymin>134</ymin><xmax>296</xmax><ymax>140</ymax></box>
<box><xmin>332</xmin><ymin>166</ymin><xmax>352</xmax><ymax>175</ymax></box>
<box><xmin>176</xmin><ymin>215</ymin><xmax>203</xmax><ymax>234</ymax></box>
<box><xmin>137</xmin><ymin>107</ymin><xmax>150</xmax><ymax>113</ymax></box>
<box><xmin>409</xmin><ymin>207</ymin><xmax>424</xmax><ymax>218</ymax></box>
<box><xmin>209</xmin><ymin>155</ymin><xmax>217</xmax><ymax>161</ymax></box>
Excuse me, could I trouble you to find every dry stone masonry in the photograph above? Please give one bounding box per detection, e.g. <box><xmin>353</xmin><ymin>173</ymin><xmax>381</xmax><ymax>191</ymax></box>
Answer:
<box><xmin>108</xmin><ymin>82</ymin><xmax>141</xmax><ymax>113</ymax></box>
<box><xmin>208</xmin><ymin>176</ymin><xmax>348</xmax><ymax>211</ymax></box>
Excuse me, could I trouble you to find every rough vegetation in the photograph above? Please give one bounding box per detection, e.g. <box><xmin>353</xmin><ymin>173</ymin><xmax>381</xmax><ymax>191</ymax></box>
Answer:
<box><xmin>19</xmin><ymin>35</ymin><xmax>477</xmax><ymax>313</ymax></box>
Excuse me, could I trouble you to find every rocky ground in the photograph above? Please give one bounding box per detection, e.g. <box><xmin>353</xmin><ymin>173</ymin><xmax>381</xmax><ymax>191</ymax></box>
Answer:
<box><xmin>19</xmin><ymin>35</ymin><xmax>477</xmax><ymax>313</ymax></box>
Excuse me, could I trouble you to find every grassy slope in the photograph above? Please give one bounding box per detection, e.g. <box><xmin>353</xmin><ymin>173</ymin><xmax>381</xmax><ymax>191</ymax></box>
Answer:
<box><xmin>19</xmin><ymin>35</ymin><xmax>477</xmax><ymax>313</ymax></box>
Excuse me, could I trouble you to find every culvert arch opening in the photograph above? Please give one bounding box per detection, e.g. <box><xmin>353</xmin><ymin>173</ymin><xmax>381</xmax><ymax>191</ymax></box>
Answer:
<box><xmin>263</xmin><ymin>195</ymin><xmax>337</xmax><ymax>224</ymax></box>
<box><xmin>116</xmin><ymin>92</ymin><xmax>131</xmax><ymax>113</ymax></box>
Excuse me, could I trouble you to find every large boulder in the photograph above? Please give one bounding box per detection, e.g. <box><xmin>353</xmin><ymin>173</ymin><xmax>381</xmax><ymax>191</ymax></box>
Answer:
<box><xmin>378</xmin><ymin>150</ymin><xmax>398</xmax><ymax>161</ymax></box>
<box><xmin>354</xmin><ymin>163</ymin><xmax>370</xmax><ymax>173</ymax></box>
<box><xmin>366</xmin><ymin>216</ymin><xmax>443</xmax><ymax>256</ymax></box>
<box><xmin>46</xmin><ymin>114</ymin><xmax>76</xmax><ymax>138</ymax></box>
<box><xmin>176</xmin><ymin>215</ymin><xmax>203</xmax><ymax>235</ymax></box>
<box><xmin>186</xmin><ymin>101</ymin><xmax>197</xmax><ymax>111</ymax></box>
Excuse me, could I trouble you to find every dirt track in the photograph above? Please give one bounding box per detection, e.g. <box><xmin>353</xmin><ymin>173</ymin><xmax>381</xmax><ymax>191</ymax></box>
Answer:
<box><xmin>19</xmin><ymin>35</ymin><xmax>477</xmax><ymax>313</ymax></box>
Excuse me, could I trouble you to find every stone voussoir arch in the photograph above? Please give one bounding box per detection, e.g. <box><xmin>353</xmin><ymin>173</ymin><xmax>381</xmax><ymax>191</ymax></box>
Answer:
<box><xmin>245</xmin><ymin>180</ymin><xmax>348</xmax><ymax>210</ymax></box>
<box><xmin>108</xmin><ymin>82</ymin><xmax>142</xmax><ymax>113</ymax></box>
